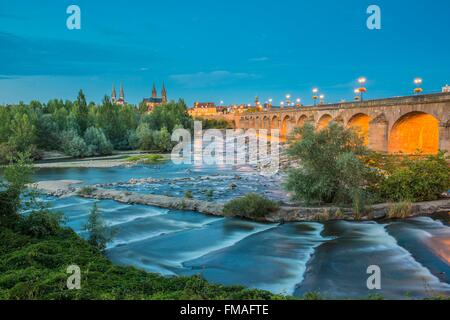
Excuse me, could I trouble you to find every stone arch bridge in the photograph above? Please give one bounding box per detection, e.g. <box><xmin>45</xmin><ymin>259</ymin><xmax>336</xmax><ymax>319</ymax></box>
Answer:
<box><xmin>233</xmin><ymin>93</ymin><xmax>450</xmax><ymax>154</ymax></box>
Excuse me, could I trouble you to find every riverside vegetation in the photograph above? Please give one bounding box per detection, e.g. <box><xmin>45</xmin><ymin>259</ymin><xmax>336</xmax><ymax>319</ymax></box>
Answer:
<box><xmin>284</xmin><ymin>122</ymin><xmax>450</xmax><ymax>218</ymax></box>
<box><xmin>0</xmin><ymin>154</ymin><xmax>286</xmax><ymax>300</ymax></box>
<box><xmin>0</xmin><ymin>91</ymin><xmax>194</xmax><ymax>163</ymax></box>
<box><xmin>221</xmin><ymin>122</ymin><xmax>449</xmax><ymax>220</ymax></box>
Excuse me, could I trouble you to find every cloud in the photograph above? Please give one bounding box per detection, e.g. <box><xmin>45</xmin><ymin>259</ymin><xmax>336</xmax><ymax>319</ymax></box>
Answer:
<box><xmin>0</xmin><ymin>75</ymin><xmax>16</xmax><ymax>80</ymax></box>
<box><xmin>249</xmin><ymin>57</ymin><xmax>269</xmax><ymax>62</ymax></box>
<box><xmin>170</xmin><ymin>71</ymin><xmax>258</xmax><ymax>88</ymax></box>
<box><xmin>0</xmin><ymin>32</ymin><xmax>158</xmax><ymax>77</ymax></box>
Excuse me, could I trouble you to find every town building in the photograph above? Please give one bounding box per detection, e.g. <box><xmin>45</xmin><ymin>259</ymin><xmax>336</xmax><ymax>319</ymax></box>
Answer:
<box><xmin>188</xmin><ymin>102</ymin><xmax>219</xmax><ymax>117</ymax></box>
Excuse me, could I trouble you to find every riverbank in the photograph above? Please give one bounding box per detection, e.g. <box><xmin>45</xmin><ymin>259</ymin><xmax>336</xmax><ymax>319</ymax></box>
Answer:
<box><xmin>32</xmin><ymin>152</ymin><xmax>170</xmax><ymax>168</ymax></box>
<box><xmin>31</xmin><ymin>180</ymin><xmax>450</xmax><ymax>222</ymax></box>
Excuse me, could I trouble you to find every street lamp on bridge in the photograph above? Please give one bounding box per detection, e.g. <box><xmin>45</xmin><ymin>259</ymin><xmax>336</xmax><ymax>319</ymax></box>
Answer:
<box><xmin>285</xmin><ymin>94</ymin><xmax>291</xmax><ymax>106</ymax></box>
<box><xmin>357</xmin><ymin>77</ymin><xmax>367</xmax><ymax>101</ymax></box>
<box><xmin>312</xmin><ymin>88</ymin><xmax>319</xmax><ymax>106</ymax></box>
<box><xmin>354</xmin><ymin>89</ymin><xmax>361</xmax><ymax>101</ymax></box>
<box><xmin>414</xmin><ymin>78</ymin><xmax>423</xmax><ymax>95</ymax></box>
<box><xmin>319</xmin><ymin>94</ymin><xmax>325</xmax><ymax>105</ymax></box>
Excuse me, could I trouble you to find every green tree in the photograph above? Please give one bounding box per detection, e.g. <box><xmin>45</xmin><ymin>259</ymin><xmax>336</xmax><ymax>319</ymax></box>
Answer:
<box><xmin>379</xmin><ymin>152</ymin><xmax>450</xmax><ymax>202</ymax></box>
<box><xmin>0</xmin><ymin>153</ymin><xmax>34</xmax><ymax>228</ymax></box>
<box><xmin>36</xmin><ymin>114</ymin><xmax>61</xmax><ymax>150</ymax></box>
<box><xmin>285</xmin><ymin>122</ymin><xmax>376</xmax><ymax>206</ymax></box>
<box><xmin>84</xmin><ymin>127</ymin><xmax>113</xmax><ymax>156</ymax></box>
<box><xmin>61</xmin><ymin>129</ymin><xmax>88</xmax><ymax>158</ymax></box>
<box><xmin>8</xmin><ymin>113</ymin><xmax>36</xmax><ymax>154</ymax></box>
<box><xmin>136</xmin><ymin>123</ymin><xmax>154</xmax><ymax>150</ymax></box>
<box><xmin>154</xmin><ymin>127</ymin><xmax>172</xmax><ymax>152</ymax></box>
<box><xmin>73</xmin><ymin>90</ymin><xmax>89</xmax><ymax>134</ymax></box>
<box><xmin>141</xmin><ymin>99</ymin><xmax>193</xmax><ymax>133</ymax></box>
<box><xmin>84</xmin><ymin>203</ymin><xmax>116</xmax><ymax>251</ymax></box>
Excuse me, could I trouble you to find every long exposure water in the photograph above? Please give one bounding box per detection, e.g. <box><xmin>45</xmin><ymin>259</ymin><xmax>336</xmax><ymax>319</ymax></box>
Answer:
<box><xmin>33</xmin><ymin>161</ymin><xmax>450</xmax><ymax>299</ymax></box>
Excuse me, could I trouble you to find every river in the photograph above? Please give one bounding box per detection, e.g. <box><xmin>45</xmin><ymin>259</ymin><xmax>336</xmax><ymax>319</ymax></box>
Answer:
<box><xmin>33</xmin><ymin>161</ymin><xmax>450</xmax><ymax>299</ymax></box>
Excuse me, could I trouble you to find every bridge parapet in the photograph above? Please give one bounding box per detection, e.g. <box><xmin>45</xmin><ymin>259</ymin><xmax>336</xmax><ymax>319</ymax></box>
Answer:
<box><xmin>239</xmin><ymin>92</ymin><xmax>450</xmax><ymax>118</ymax></box>
<box><xmin>231</xmin><ymin>93</ymin><xmax>450</xmax><ymax>155</ymax></box>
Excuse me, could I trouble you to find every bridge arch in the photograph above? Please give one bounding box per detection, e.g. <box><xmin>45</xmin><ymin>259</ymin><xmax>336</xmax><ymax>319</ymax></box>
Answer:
<box><xmin>347</xmin><ymin>113</ymin><xmax>370</xmax><ymax>145</ymax></box>
<box><xmin>255</xmin><ymin>116</ymin><xmax>260</xmax><ymax>129</ymax></box>
<box><xmin>281</xmin><ymin>115</ymin><xmax>292</xmax><ymax>138</ymax></box>
<box><xmin>249</xmin><ymin>117</ymin><xmax>256</xmax><ymax>128</ymax></box>
<box><xmin>262</xmin><ymin>116</ymin><xmax>270</xmax><ymax>130</ymax></box>
<box><xmin>297</xmin><ymin>115</ymin><xmax>308</xmax><ymax>127</ymax></box>
<box><xmin>388</xmin><ymin>111</ymin><xmax>440</xmax><ymax>154</ymax></box>
<box><xmin>271</xmin><ymin>115</ymin><xmax>279</xmax><ymax>129</ymax></box>
<box><xmin>317</xmin><ymin>114</ymin><xmax>332</xmax><ymax>130</ymax></box>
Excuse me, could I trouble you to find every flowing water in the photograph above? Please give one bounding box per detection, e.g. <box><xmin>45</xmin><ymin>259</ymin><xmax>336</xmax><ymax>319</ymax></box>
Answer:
<box><xmin>33</xmin><ymin>162</ymin><xmax>450</xmax><ymax>299</ymax></box>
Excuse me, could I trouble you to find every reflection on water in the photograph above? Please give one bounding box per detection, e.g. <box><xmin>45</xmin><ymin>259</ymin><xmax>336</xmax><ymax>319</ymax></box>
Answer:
<box><xmin>34</xmin><ymin>163</ymin><xmax>450</xmax><ymax>299</ymax></box>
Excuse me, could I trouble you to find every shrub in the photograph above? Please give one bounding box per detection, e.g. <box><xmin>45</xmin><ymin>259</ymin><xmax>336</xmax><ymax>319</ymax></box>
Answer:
<box><xmin>223</xmin><ymin>193</ymin><xmax>279</xmax><ymax>219</ymax></box>
<box><xmin>83</xmin><ymin>127</ymin><xmax>113</xmax><ymax>156</ymax></box>
<box><xmin>153</xmin><ymin>127</ymin><xmax>173</xmax><ymax>152</ymax></box>
<box><xmin>77</xmin><ymin>186</ymin><xmax>97</xmax><ymax>196</ymax></box>
<box><xmin>20</xmin><ymin>211</ymin><xmax>63</xmax><ymax>238</ymax></box>
<box><xmin>387</xmin><ymin>202</ymin><xmax>413</xmax><ymax>219</ymax></box>
<box><xmin>61</xmin><ymin>129</ymin><xmax>88</xmax><ymax>158</ymax></box>
<box><xmin>84</xmin><ymin>203</ymin><xmax>116</xmax><ymax>251</ymax></box>
<box><xmin>136</xmin><ymin>123</ymin><xmax>154</xmax><ymax>150</ymax></box>
<box><xmin>285</xmin><ymin>122</ymin><xmax>377</xmax><ymax>206</ymax></box>
<box><xmin>0</xmin><ymin>153</ymin><xmax>35</xmax><ymax>228</ymax></box>
<box><xmin>205</xmin><ymin>189</ymin><xmax>214</xmax><ymax>199</ymax></box>
<box><xmin>125</xmin><ymin>154</ymin><xmax>166</xmax><ymax>164</ymax></box>
<box><xmin>379</xmin><ymin>152</ymin><xmax>450</xmax><ymax>202</ymax></box>
<box><xmin>184</xmin><ymin>190</ymin><xmax>193</xmax><ymax>199</ymax></box>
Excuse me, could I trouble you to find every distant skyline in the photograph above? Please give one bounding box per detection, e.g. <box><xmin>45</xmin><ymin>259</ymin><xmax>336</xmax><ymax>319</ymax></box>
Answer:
<box><xmin>1</xmin><ymin>0</ymin><xmax>449</xmax><ymax>106</ymax></box>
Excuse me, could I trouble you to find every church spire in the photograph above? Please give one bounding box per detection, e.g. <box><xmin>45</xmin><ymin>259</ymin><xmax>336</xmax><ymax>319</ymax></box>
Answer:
<box><xmin>120</xmin><ymin>83</ymin><xmax>124</xmax><ymax>100</ymax></box>
<box><xmin>161</xmin><ymin>82</ymin><xmax>167</xmax><ymax>103</ymax></box>
<box><xmin>152</xmin><ymin>83</ymin><xmax>157</xmax><ymax>98</ymax></box>
<box><xmin>112</xmin><ymin>83</ymin><xmax>117</xmax><ymax>102</ymax></box>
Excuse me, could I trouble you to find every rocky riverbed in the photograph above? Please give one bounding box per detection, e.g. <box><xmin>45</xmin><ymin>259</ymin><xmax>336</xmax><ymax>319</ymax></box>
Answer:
<box><xmin>31</xmin><ymin>180</ymin><xmax>450</xmax><ymax>222</ymax></box>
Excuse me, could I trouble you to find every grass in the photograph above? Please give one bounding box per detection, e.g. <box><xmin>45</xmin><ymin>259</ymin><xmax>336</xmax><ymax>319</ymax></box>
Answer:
<box><xmin>125</xmin><ymin>154</ymin><xmax>167</xmax><ymax>164</ymax></box>
<box><xmin>223</xmin><ymin>193</ymin><xmax>279</xmax><ymax>219</ymax></box>
<box><xmin>77</xmin><ymin>186</ymin><xmax>97</xmax><ymax>196</ymax></box>
<box><xmin>184</xmin><ymin>190</ymin><xmax>193</xmax><ymax>199</ymax></box>
<box><xmin>387</xmin><ymin>201</ymin><xmax>413</xmax><ymax>219</ymax></box>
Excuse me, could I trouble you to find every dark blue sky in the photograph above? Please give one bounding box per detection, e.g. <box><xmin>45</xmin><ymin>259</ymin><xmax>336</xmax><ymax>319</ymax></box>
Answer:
<box><xmin>1</xmin><ymin>0</ymin><xmax>449</xmax><ymax>106</ymax></box>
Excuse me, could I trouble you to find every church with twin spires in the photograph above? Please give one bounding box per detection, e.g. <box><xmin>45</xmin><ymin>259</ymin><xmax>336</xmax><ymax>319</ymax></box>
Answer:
<box><xmin>111</xmin><ymin>83</ymin><xmax>126</xmax><ymax>105</ymax></box>
<box><xmin>111</xmin><ymin>82</ymin><xmax>168</xmax><ymax>112</ymax></box>
<box><xmin>143</xmin><ymin>83</ymin><xmax>167</xmax><ymax>111</ymax></box>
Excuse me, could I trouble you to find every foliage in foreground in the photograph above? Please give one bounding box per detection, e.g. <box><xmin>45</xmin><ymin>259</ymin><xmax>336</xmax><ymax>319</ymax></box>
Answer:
<box><xmin>223</xmin><ymin>193</ymin><xmax>279</xmax><ymax>219</ymax></box>
<box><xmin>85</xmin><ymin>203</ymin><xmax>116</xmax><ymax>251</ymax></box>
<box><xmin>378</xmin><ymin>152</ymin><xmax>450</xmax><ymax>202</ymax></box>
<box><xmin>285</xmin><ymin>122</ymin><xmax>450</xmax><ymax>207</ymax></box>
<box><xmin>0</xmin><ymin>225</ymin><xmax>287</xmax><ymax>300</ymax></box>
<box><xmin>285</xmin><ymin>122</ymin><xmax>378</xmax><ymax>206</ymax></box>
<box><xmin>0</xmin><ymin>155</ymin><xmax>284</xmax><ymax>300</ymax></box>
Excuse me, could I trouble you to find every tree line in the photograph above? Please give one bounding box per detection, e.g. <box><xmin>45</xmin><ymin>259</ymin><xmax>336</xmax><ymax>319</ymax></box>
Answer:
<box><xmin>0</xmin><ymin>91</ymin><xmax>194</xmax><ymax>163</ymax></box>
